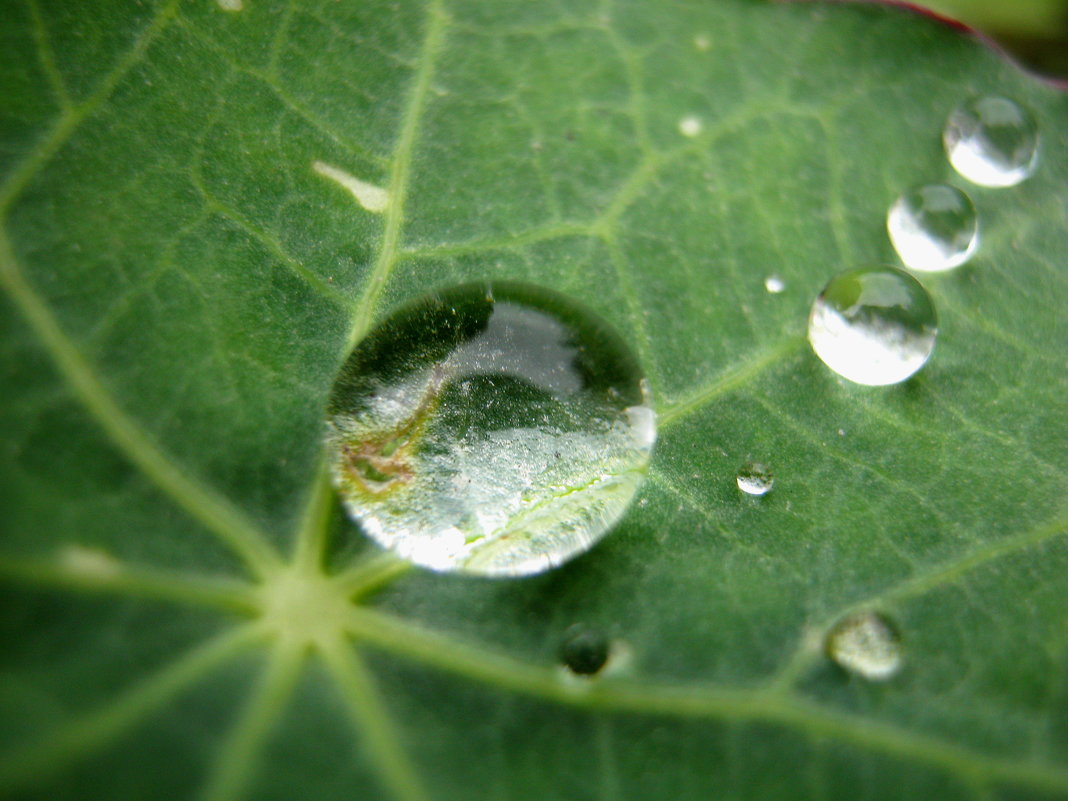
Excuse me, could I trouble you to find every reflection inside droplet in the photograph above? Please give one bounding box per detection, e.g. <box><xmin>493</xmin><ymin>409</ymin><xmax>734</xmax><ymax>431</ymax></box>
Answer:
<box><xmin>325</xmin><ymin>282</ymin><xmax>656</xmax><ymax>577</ymax></box>
<box><xmin>808</xmin><ymin>266</ymin><xmax>938</xmax><ymax>386</ymax></box>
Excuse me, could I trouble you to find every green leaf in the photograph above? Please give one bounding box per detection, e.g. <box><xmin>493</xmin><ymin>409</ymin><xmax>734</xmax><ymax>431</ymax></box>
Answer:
<box><xmin>1</xmin><ymin>1</ymin><xmax>1066</xmax><ymax>799</ymax></box>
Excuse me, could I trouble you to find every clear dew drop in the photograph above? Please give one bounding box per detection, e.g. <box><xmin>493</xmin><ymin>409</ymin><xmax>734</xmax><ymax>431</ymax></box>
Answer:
<box><xmin>826</xmin><ymin>611</ymin><xmax>902</xmax><ymax>681</ymax></box>
<box><xmin>764</xmin><ymin>275</ymin><xmax>786</xmax><ymax>294</ymax></box>
<box><xmin>736</xmin><ymin>461</ymin><xmax>774</xmax><ymax>496</ymax></box>
<box><xmin>887</xmin><ymin>184</ymin><xmax>978</xmax><ymax>272</ymax></box>
<box><xmin>943</xmin><ymin>96</ymin><xmax>1038</xmax><ymax>187</ymax></box>
<box><xmin>325</xmin><ymin>282</ymin><xmax>656</xmax><ymax>577</ymax></box>
<box><xmin>808</xmin><ymin>266</ymin><xmax>938</xmax><ymax>386</ymax></box>
<box><xmin>560</xmin><ymin>624</ymin><xmax>611</xmax><ymax>676</ymax></box>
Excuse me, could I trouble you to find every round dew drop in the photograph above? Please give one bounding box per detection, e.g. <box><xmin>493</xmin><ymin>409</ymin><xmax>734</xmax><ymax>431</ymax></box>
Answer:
<box><xmin>324</xmin><ymin>282</ymin><xmax>656</xmax><ymax>577</ymax></box>
<box><xmin>808</xmin><ymin>266</ymin><xmax>938</xmax><ymax>386</ymax></box>
<box><xmin>943</xmin><ymin>96</ymin><xmax>1038</xmax><ymax>187</ymax></box>
<box><xmin>887</xmin><ymin>184</ymin><xmax>978</xmax><ymax>272</ymax></box>
<box><xmin>736</xmin><ymin>461</ymin><xmax>774</xmax><ymax>496</ymax></box>
<box><xmin>826</xmin><ymin>611</ymin><xmax>902</xmax><ymax>681</ymax></box>
<box><xmin>560</xmin><ymin>624</ymin><xmax>611</xmax><ymax>676</ymax></box>
<box><xmin>764</xmin><ymin>275</ymin><xmax>786</xmax><ymax>294</ymax></box>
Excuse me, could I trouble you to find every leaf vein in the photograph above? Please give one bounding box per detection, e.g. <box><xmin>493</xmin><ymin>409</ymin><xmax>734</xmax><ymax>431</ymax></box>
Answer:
<box><xmin>344</xmin><ymin>0</ymin><xmax>450</xmax><ymax>353</ymax></box>
<box><xmin>346</xmin><ymin>607</ymin><xmax>1068</xmax><ymax>794</ymax></box>
<box><xmin>0</xmin><ymin>231</ymin><xmax>284</xmax><ymax>579</ymax></box>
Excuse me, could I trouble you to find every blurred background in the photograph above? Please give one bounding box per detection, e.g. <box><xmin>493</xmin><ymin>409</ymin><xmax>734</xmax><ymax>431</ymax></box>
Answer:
<box><xmin>921</xmin><ymin>0</ymin><xmax>1068</xmax><ymax>77</ymax></box>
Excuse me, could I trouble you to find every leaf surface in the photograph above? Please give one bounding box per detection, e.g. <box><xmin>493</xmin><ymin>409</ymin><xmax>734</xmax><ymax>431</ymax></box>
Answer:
<box><xmin>1</xmin><ymin>1</ymin><xmax>1067</xmax><ymax>799</ymax></box>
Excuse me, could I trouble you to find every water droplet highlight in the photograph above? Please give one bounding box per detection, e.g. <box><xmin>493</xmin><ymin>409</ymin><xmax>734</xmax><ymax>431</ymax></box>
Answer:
<box><xmin>808</xmin><ymin>266</ymin><xmax>938</xmax><ymax>386</ymax></box>
<box><xmin>326</xmin><ymin>282</ymin><xmax>656</xmax><ymax>577</ymax></box>
<box><xmin>560</xmin><ymin>624</ymin><xmax>610</xmax><ymax>676</ymax></box>
<box><xmin>678</xmin><ymin>116</ymin><xmax>702</xmax><ymax>137</ymax></box>
<box><xmin>887</xmin><ymin>184</ymin><xmax>978</xmax><ymax>272</ymax></box>
<box><xmin>764</xmin><ymin>275</ymin><xmax>786</xmax><ymax>294</ymax></box>
<box><xmin>736</xmin><ymin>461</ymin><xmax>774</xmax><ymax>496</ymax></box>
<box><xmin>943</xmin><ymin>96</ymin><xmax>1038</xmax><ymax>187</ymax></box>
<box><xmin>826</xmin><ymin>612</ymin><xmax>902</xmax><ymax>681</ymax></box>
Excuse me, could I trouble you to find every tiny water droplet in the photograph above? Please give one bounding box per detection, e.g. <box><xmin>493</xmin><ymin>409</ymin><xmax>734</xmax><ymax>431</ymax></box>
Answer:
<box><xmin>325</xmin><ymin>282</ymin><xmax>655</xmax><ymax>577</ymax></box>
<box><xmin>808</xmin><ymin>266</ymin><xmax>938</xmax><ymax>386</ymax></box>
<box><xmin>678</xmin><ymin>116</ymin><xmax>702</xmax><ymax>137</ymax></box>
<box><xmin>887</xmin><ymin>184</ymin><xmax>978</xmax><ymax>272</ymax></box>
<box><xmin>943</xmin><ymin>96</ymin><xmax>1038</xmax><ymax>187</ymax></box>
<box><xmin>560</xmin><ymin>624</ymin><xmax>610</xmax><ymax>676</ymax></box>
<box><xmin>764</xmin><ymin>275</ymin><xmax>786</xmax><ymax>294</ymax></box>
<box><xmin>826</xmin><ymin>611</ymin><xmax>902</xmax><ymax>681</ymax></box>
<box><xmin>736</xmin><ymin>461</ymin><xmax>774</xmax><ymax>496</ymax></box>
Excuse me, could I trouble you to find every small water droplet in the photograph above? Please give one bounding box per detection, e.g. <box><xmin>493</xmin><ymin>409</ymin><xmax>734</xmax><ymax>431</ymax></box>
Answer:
<box><xmin>887</xmin><ymin>184</ymin><xmax>978</xmax><ymax>272</ymax></box>
<box><xmin>808</xmin><ymin>266</ymin><xmax>938</xmax><ymax>386</ymax></box>
<box><xmin>325</xmin><ymin>282</ymin><xmax>655</xmax><ymax>577</ymax></box>
<box><xmin>736</xmin><ymin>461</ymin><xmax>774</xmax><ymax>496</ymax></box>
<box><xmin>560</xmin><ymin>624</ymin><xmax>610</xmax><ymax>676</ymax></box>
<box><xmin>826</xmin><ymin>611</ymin><xmax>902</xmax><ymax>681</ymax></box>
<box><xmin>943</xmin><ymin>96</ymin><xmax>1038</xmax><ymax>187</ymax></box>
<box><xmin>678</xmin><ymin>116</ymin><xmax>702</xmax><ymax>137</ymax></box>
<box><xmin>764</xmin><ymin>275</ymin><xmax>786</xmax><ymax>294</ymax></box>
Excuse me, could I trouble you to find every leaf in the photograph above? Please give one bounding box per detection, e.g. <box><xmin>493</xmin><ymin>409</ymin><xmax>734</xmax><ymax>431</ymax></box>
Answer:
<box><xmin>1</xmin><ymin>1</ymin><xmax>1066</xmax><ymax>799</ymax></box>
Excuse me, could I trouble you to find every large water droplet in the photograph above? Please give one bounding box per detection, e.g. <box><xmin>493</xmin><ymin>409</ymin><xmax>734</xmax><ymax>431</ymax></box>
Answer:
<box><xmin>808</xmin><ymin>266</ymin><xmax>938</xmax><ymax>386</ymax></box>
<box><xmin>887</xmin><ymin>184</ymin><xmax>978</xmax><ymax>272</ymax></box>
<box><xmin>560</xmin><ymin>624</ymin><xmax>610</xmax><ymax>676</ymax></box>
<box><xmin>943</xmin><ymin>96</ymin><xmax>1038</xmax><ymax>187</ymax></box>
<box><xmin>736</xmin><ymin>461</ymin><xmax>774</xmax><ymax>496</ymax></box>
<box><xmin>826</xmin><ymin>611</ymin><xmax>902</xmax><ymax>681</ymax></box>
<box><xmin>326</xmin><ymin>282</ymin><xmax>656</xmax><ymax>577</ymax></box>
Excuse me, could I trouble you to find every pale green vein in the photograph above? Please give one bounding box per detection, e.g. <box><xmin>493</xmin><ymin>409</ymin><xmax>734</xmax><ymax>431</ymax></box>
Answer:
<box><xmin>602</xmin><ymin>229</ymin><xmax>659</xmax><ymax>395</ymax></box>
<box><xmin>814</xmin><ymin>114</ymin><xmax>853</xmax><ymax>265</ymax></box>
<box><xmin>647</xmin><ymin>471</ymin><xmax>809</xmax><ymax>586</ymax></box>
<box><xmin>768</xmin><ymin>507</ymin><xmax>1068</xmax><ymax>693</ymax></box>
<box><xmin>0</xmin><ymin>230</ymin><xmax>284</xmax><ymax>579</ymax></box>
<box><xmin>602</xmin><ymin>14</ymin><xmax>654</xmax><ymax>158</ymax></box>
<box><xmin>346</xmin><ymin>607</ymin><xmax>1068</xmax><ymax>795</ymax></box>
<box><xmin>332</xmin><ymin>552</ymin><xmax>413</xmax><ymax>600</ymax></box>
<box><xmin>595</xmin><ymin>717</ymin><xmax>623</xmax><ymax>801</ymax></box>
<box><xmin>198</xmin><ymin>196</ymin><xmax>353</xmax><ymax>311</ymax></box>
<box><xmin>174</xmin><ymin>18</ymin><xmax>389</xmax><ymax>170</ymax></box>
<box><xmin>0</xmin><ymin>553</ymin><xmax>259</xmax><ymax>615</ymax></box>
<box><xmin>0</xmin><ymin>623</ymin><xmax>266</xmax><ymax>794</ymax></box>
<box><xmin>871</xmin><ymin>506</ymin><xmax>1068</xmax><ymax>609</ymax></box>
<box><xmin>0</xmin><ymin>0</ymin><xmax>181</xmax><ymax>215</ymax></box>
<box><xmin>921</xmin><ymin>381</ymin><xmax>1062</xmax><ymax>475</ymax></box>
<box><xmin>265</xmin><ymin>0</ymin><xmax>296</xmax><ymax>78</ymax></box>
<box><xmin>745</xmin><ymin>390</ymin><xmax>946</xmax><ymax>543</ymax></box>
<box><xmin>345</xmin><ymin>0</ymin><xmax>449</xmax><ymax>352</ymax></box>
<box><xmin>658</xmin><ymin>335</ymin><xmax>807</xmax><ymax>427</ymax></box>
<box><xmin>588</xmin><ymin>101</ymin><xmax>768</xmax><ymax>237</ymax></box>
<box><xmin>292</xmin><ymin>460</ymin><xmax>335</xmax><ymax>574</ymax></box>
<box><xmin>198</xmin><ymin>641</ymin><xmax>305</xmax><ymax>801</ymax></box>
<box><xmin>320</xmin><ymin>637</ymin><xmax>430</xmax><ymax>801</ymax></box>
<box><xmin>590</xmin><ymin>154</ymin><xmax>662</xmax><ymax>235</ymax></box>
<box><xmin>397</xmin><ymin>221</ymin><xmax>594</xmax><ymax>261</ymax></box>
<box><xmin>26</xmin><ymin>0</ymin><xmax>70</xmax><ymax>111</ymax></box>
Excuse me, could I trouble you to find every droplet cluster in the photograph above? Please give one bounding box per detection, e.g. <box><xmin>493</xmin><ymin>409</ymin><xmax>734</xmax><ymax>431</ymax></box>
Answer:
<box><xmin>810</xmin><ymin>94</ymin><xmax>1038</xmax><ymax>387</ymax></box>
<box><xmin>324</xmin><ymin>70</ymin><xmax>1041</xmax><ymax>686</ymax></box>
